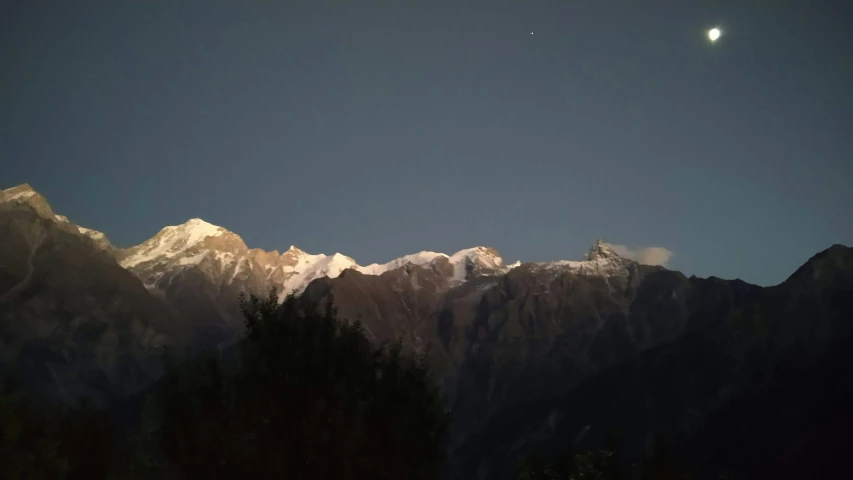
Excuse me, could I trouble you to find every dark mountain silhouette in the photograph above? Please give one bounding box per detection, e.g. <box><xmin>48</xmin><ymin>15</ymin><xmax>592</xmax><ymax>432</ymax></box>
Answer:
<box><xmin>296</xmin><ymin>244</ymin><xmax>853</xmax><ymax>479</ymax></box>
<box><xmin>0</xmin><ymin>202</ymin><xmax>186</xmax><ymax>406</ymax></box>
<box><xmin>1</xmin><ymin>183</ymin><xmax>851</xmax><ymax>478</ymax></box>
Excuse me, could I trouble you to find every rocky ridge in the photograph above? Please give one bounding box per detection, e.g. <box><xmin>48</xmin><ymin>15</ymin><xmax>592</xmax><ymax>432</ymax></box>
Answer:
<box><xmin>1</xmin><ymin>184</ymin><xmax>116</xmax><ymax>252</ymax></box>
<box><xmin>0</xmin><ymin>184</ymin><xmax>533</xmax><ymax>346</ymax></box>
<box><xmin>2</xmin><ymin>184</ymin><xmax>643</xmax><ymax>314</ymax></box>
<box><xmin>0</xmin><ymin>195</ymin><xmax>182</xmax><ymax>406</ymax></box>
<box><xmin>118</xmin><ymin>218</ymin><xmax>520</xmax><ymax>298</ymax></box>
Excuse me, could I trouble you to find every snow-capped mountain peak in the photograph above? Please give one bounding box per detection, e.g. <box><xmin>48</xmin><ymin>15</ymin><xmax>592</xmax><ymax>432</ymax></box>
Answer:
<box><xmin>280</xmin><ymin>245</ymin><xmax>314</xmax><ymax>266</ymax></box>
<box><xmin>586</xmin><ymin>239</ymin><xmax>622</xmax><ymax>262</ymax></box>
<box><xmin>358</xmin><ymin>251</ymin><xmax>447</xmax><ymax>276</ymax></box>
<box><xmin>119</xmin><ymin>218</ymin><xmax>241</xmax><ymax>269</ymax></box>
<box><xmin>533</xmin><ymin>239</ymin><xmax>635</xmax><ymax>278</ymax></box>
<box><xmin>356</xmin><ymin>246</ymin><xmax>514</xmax><ymax>285</ymax></box>
<box><xmin>445</xmin><ymin>246</ymin><xmax>511</xmax><ymax>284</ymax></box>
<box><xmin>168</xmin><ymin>218</ymin><xmax>227</xmax><ymax>243</ymax></box>
<box><xmin>274</xmin><ymin>252</ymin><xmax>359</xmax><ymax>298</ymax></box>
<box><xmin>448</xmin><ymin>246</ymin><xmax>504</xmax><ymax>268</ymax></box>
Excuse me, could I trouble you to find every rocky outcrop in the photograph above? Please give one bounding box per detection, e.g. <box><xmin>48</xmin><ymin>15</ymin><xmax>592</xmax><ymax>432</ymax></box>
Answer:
<box><xmin>1</xmin><ymin>183</ymin><xmax>116</xmax><ymax>252</ymax></box>
<box><xmin>1</xmin><ymin>183</ymin><xmax>58</xmax><ymax>219</ymax></box>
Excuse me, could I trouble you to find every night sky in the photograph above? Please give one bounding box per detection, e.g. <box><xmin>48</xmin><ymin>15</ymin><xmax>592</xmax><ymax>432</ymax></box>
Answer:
<box><xmin>2</xmin><ymin>1</ymin><xmax>851</xmax><ymax>286</ymax></box>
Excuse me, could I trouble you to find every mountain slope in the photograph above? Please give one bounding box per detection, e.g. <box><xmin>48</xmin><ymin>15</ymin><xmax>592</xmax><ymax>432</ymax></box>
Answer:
<box><xmin>296</xmin><ymin>241</ymin><xmax>681</xmax><ymax>450</ymax></box>
<box><xmin>3</xmin><ymin>182</ymin><xmax>851</xmax><ymax>478</ymax></box>
<box><xmin>294</xmin><ymin>240</ymin><xmax>853</xmax><ymax>479</ymax></box>
<box><xmin>1</xmin><ymin>183</ymin><xmax>116</xmax><ymax>251</ymax></box>
<box><xmin>0</xmin><ymin>201</ymin><xmax>185</xmax><ymax>406</ymax></box>
<box><xmin>447</xmin><ymin>245</ymin><xmax>853</xmax><ymax>479</ymax></box>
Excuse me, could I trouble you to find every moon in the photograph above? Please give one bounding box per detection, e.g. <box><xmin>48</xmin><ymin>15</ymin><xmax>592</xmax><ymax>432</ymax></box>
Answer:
<box><xmin>708</xmin><ymin>27</ymin><xmax>721</xmax><ymax>42</ymax></box>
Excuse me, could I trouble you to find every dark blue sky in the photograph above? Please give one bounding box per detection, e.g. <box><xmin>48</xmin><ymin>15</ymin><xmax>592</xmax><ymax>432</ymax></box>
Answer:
<box><xmin>2</xmin><ymin>1</ymin><xmax>851</xmax><ymax>286</ymax></box>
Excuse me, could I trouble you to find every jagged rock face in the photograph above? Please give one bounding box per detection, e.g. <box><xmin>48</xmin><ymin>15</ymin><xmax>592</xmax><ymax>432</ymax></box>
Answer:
<box><xmin>296</xmin><ymin>247</ymin><xmax>682</xmax><ymax>455</ymax></box>
<box><xmin>296</xmin><ymin>243</ymin><xmax>853</xmax><ymax>479</ymax></box>
<box><xmin>441</xmin><ymin>268</ymin><xmax>733</xmax><ymax>478</ymax></box>
<box><xmin>2</xmin><ymin>183</ymin><xmax>57</xmax><ymax>219</ymax></box>
<box><xmin>299</xmin><ymin>261</ymin><xmax>479</xmax><ymax>358</ymax></box>
<box><xmin>1</xmin><ymin>183</ymin><xmax>116</xmax><ymax>252</ymax></box>
<box><xmin>446</xmin><ymin>246</ymin><xmax>853</xmax><ymax>480</ymax></box>
<box><xmin>74</xmin><ymin>226</ymin><xmax>116</xmax><ymax>252</ymax></box>
<box><xmin>0</xmin><ymin>203</ymin><xmax>184</xmax><ymax>406</ymax></box>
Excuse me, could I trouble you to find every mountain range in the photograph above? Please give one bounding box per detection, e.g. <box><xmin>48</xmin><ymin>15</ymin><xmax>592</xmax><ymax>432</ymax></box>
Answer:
<box><xmin>1</xmin><ymin>184</ymin><xmax>522</xmax><ymax>345</ymax></box>
<box><xmin>1</xmin><ymin>182</ymin><xmax>852</xmax><ymax>478</ymax></box>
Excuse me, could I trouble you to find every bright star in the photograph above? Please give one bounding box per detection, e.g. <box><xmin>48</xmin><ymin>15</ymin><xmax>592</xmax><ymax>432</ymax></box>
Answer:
<box><xmin>708</xmin><ymin>28</ymin><xmax>721</xmax><ymax>42</ymax></box>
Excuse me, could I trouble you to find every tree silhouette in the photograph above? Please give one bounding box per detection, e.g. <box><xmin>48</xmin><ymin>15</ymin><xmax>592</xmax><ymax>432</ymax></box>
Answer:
<box><xmin>0</xmin><ymin>287</ymin><xmax>451</xmax><ymax>479</ymax></box>
<box><xmin>153</xmin><ymin>287</ymin><xmax>451</xmax><ymax>479</ymax></box>
<box><xmin>0</xmin><ymin>392</ymin><xmax>69</xmax><ymax>479</ymax></box>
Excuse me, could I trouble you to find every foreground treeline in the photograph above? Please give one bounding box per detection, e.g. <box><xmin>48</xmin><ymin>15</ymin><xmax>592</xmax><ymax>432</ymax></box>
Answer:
<box><xmin>0</xmin><ymin>289</ymin><xmax>751</xmax><ymax>480</ymax></box>
<box><xmin>0</xmin><ymin>289</ymin><xmax>451</xmax><ymax>479</ymax></box>
<box><xmin>513</xmin><ymin>435</ymin><xmax>740</xmax><ymax>480</ymax></box>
